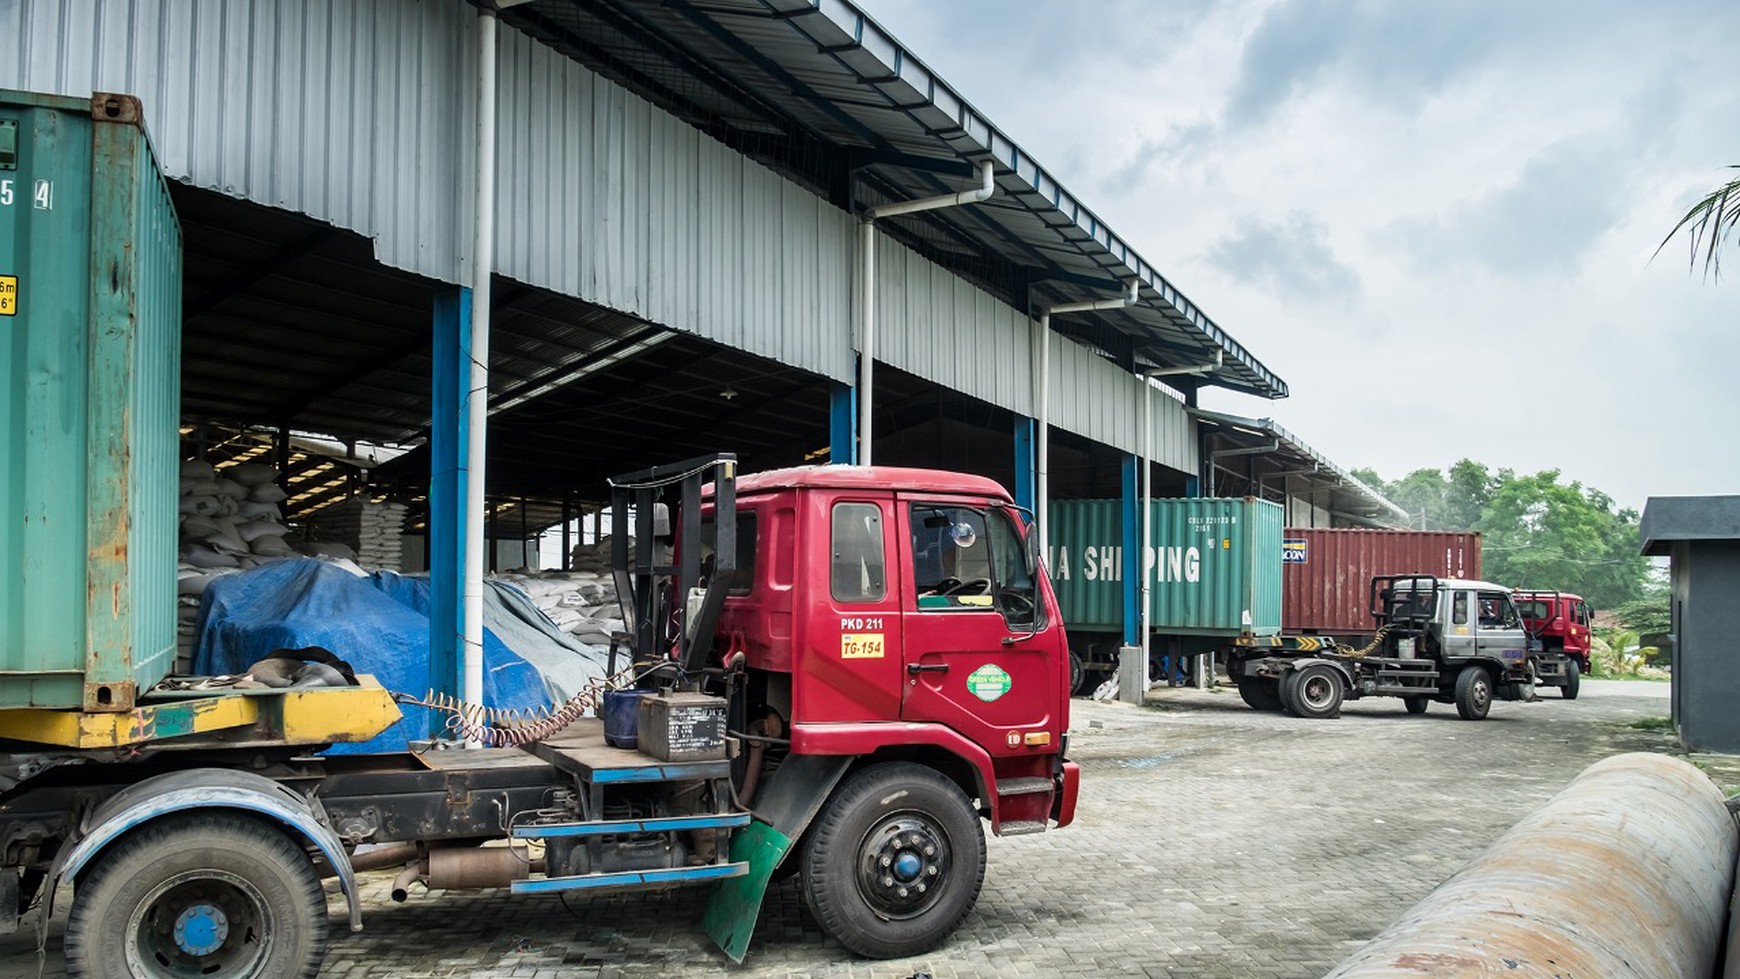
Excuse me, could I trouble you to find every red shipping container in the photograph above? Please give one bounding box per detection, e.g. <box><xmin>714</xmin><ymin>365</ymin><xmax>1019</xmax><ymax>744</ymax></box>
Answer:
<box><xmin>1281</xmin><ymin>529</ymin><xmax>1482</xmax><ymax>637</ymax></box>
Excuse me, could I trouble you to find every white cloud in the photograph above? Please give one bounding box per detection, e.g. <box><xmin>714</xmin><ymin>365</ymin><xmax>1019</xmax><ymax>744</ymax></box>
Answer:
<box><xmin>859</xmin><ymin>0</ymin><xmax>1740</xmax><ymax>510</ymax></box>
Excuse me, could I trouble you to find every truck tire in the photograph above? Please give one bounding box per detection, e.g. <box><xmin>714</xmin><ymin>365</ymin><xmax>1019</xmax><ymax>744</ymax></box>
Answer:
<box><xmin>64</xmin><ymin>813</ymin><xmax>327</xmax><ymax>979</ymax></box>
<box><xmin>1563</xmin><ymin>659</ymin><xmax>1581</xmax><ymax>700</ymax></box>
<box><xmin>1069</xmin><ymin>650</ymin><xmax>1086</xmax><ymax>697</ymax></box>
<box><xmin>1288</xmin><ymin>664</ymin><xmax>1343</xmax><ymax>719</ymax></box>
<box><xmin>1236</xmin><ymin>677</ymin><xmax>1283</xmax><ymax>712</ymax></box>
<box><xmin>1278</xmin><ymin>671</ymin><xmax>1299</xmax><ymax>714</ymax></box>
<box><xmin>801</xmin><ymin>762</ymin><xmax>985</xmax><ymax>959</ymax></box>
<box><xmin>1454</xmin><ymin>665</ymin><xmax>1494</xmax><ymax>721</ymax></box>
<box><xmin>1403</xmin><ymin>696</ymin><xmax>1429</xmax><ymax>715</ymax></box>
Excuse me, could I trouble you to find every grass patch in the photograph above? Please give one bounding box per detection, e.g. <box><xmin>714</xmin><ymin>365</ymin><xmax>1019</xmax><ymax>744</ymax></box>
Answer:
<box><xmin>1628</xmin><ymin>716</ymin><xmax>1674</xmax><ymax>731</ymax></box>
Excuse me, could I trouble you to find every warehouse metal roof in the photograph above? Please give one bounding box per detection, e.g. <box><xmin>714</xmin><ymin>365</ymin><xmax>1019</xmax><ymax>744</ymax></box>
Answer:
<box><xmin>504</xmin><ymin>0</ymin><xmax>1288</xmax><ymax>400</ymax></box>
<box><xmin>1191</xmin><ymin>408</ymin><xmax>1408</xmax><ymax>528</ymax></box>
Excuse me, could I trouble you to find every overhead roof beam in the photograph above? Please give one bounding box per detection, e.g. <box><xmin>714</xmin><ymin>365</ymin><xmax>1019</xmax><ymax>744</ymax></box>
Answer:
<box><xmin>184</xmin><ymin>227</ymin><xmax>342</xmax><ymax>320</ymax></box>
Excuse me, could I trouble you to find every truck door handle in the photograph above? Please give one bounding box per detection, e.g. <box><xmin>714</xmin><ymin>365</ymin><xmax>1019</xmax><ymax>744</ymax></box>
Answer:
<box><xmin>907</xmin><ymin>663</ymin><xmax>950</xmax><ymax>675</ymax></box>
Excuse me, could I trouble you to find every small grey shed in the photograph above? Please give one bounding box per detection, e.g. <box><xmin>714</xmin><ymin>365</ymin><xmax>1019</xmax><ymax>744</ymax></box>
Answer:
<box><xmin>1640</xmin><ymin>496</ymin><xmax>1740</xmax><ymax>753</ymax></box>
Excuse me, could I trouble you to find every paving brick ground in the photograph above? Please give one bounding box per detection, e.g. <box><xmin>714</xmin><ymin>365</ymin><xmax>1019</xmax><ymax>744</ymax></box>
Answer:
<box><xmin>5</xmin><ymin>678</ymin><xmax>1719</xmax><ymax>979</ymax></box>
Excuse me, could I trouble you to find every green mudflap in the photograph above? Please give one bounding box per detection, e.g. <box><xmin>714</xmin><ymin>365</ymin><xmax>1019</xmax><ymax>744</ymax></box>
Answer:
<box><xmin>703</xmin><ymin>819</ymin><xmax>792</xmax><ymax>963</ymax></box>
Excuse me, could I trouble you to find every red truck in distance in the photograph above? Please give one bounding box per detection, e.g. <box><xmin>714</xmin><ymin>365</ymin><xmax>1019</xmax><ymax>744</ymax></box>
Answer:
<box><xmin>1512</xmin><ymin>590</ymin><xmax>1594</xmax><ymax>699</ymax></box>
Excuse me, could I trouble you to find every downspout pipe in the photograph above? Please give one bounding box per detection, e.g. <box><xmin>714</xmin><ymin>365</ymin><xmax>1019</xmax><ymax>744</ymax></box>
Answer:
<box><xmin>857</xmin><ymin>160</ymin><xmax>997</xmax><ymax>467</ymax></box>
<box><xmin>1145</xmin><ymin>349</ymin><xmax>1223</xmax><ymax>379</ymax></box>
<box><xmin>1137</xmin><ymin>352</ymin><xmax>1222</xmax><ymax>692</ymax></box>
<box><xmin>1033</xmin><ymin>278</ymin><xmax>1140</xmax><ymax>561</ymax></box>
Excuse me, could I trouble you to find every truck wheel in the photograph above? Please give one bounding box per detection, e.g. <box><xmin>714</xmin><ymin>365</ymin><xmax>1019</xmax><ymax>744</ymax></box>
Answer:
<box><xmin>1562</xmin><ymin>659</ymin><xmax>1581</xmax><ymax>700</ymax></box>
<box><xmin>1403</xmin><ymin>696</ymin><xmax>1429</xmax><ymax>715</ymax></box>
<box><xmin>1236</xmin><ymin>677</ymin><xmax>1283</xmax><ymax>712</ymax></box>
<box><xmin>63</xmin><ymin>814</ymin><xmax>327</xmax><ymax>979</ymax></box>
<box><xmin>801</xmin><ymin>762</ymin><xmax>985</xmax><ymax>959</ymax></box>
<box><xmin>1454</xmin><ymin>666</ymin><xmax>1493</xmax><ymax>720</ymax></box>
<box><xmin>1068</xmin><ymin>650</ymin><xmax>1086</xmax><ymax>696</ymax></box>
<box><xmin>1278</xmin><ymin>671</ymin><xmax>1300</xmax><ymax>714</ymax></box>
<box><xmin>1288</xmin><ymin>665</ymin><xmax>1343</xmax><ymax>719</ymax></box>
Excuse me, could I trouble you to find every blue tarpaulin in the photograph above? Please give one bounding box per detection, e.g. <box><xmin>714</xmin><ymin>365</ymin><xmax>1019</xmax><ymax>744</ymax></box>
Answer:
<box><xmin>194</xmin><ymin>560</ymin><xmax>554</xmax><ymax>754</ymax></box>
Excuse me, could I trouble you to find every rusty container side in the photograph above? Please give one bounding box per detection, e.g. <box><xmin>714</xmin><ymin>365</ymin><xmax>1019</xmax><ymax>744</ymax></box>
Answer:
<box><xmin>1281</xmin><ymin>528</ymin><xmax>1481</xmax><ymax>638</ymax></box>
<box><xmin>0</xmin><ymin>90</ymin><xmax>181</xmax><ymax>710</ymax></box>
<box><xmin>1326</xmin><ymin>752</ymin><xmax>1737</xmax><ymax>979</ymax></box>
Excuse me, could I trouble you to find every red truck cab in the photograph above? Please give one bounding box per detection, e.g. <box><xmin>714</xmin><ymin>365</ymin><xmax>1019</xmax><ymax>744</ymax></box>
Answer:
<box><xmin>1513</xmin><ymin>590</ymin><xmax>1593</xmax><ymax>699</ymax></box>
<box><xmin>715</xmin><ymin>465</ymin><xmax>1079</xmax><ymax>837</ymax></box>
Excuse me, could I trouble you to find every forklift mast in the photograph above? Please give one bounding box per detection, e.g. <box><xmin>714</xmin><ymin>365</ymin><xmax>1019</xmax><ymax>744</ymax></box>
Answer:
<box><xmin>609</xmin><ymin>453</ymin><xmax>742</xmax><ymax>675</ymax></box>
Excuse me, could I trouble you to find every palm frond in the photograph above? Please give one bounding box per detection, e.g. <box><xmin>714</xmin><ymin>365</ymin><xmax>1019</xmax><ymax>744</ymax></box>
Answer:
<box><xmin>1655</xmin><ymin>165</ymin><xmax>1740</xmax><ymax>281</ymax></box>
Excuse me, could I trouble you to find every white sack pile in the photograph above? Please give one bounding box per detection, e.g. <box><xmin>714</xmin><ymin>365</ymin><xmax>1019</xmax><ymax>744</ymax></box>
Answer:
<box><xmin>175</xmin><ymin>459</ymin><xmax>297</xmax><ymax>671</ymax></box>
<box><xmin>497</xmin><ymin>539</ymin><xmax>626</xmax><ymax>649</ymax></box>
<box><xmin>306</xmin><ymin>497</ymin><xmax>408</xmax><ymax>571</ymax></box>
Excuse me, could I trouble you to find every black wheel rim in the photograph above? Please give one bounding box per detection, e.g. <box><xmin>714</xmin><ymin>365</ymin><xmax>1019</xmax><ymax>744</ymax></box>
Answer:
<box><xmin>127</xmin><ymin>870</ymin><xmax>273</xmax><ymax>978</ymax></box>
<box><xmin>854</xmin><ymin>811</ymin><xmax>952</xmax><ymax>920</ymax></box>
<box><xmin>1298</xmin><ymin>672</ymin><xmax>1336</xmax><ymax>712</ymax></box>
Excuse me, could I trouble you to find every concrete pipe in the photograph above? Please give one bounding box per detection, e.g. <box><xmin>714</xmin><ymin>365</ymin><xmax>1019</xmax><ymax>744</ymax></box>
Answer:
<box><xmin>1327</xmin><ymin>752</ymin><xmax>1738</xmax><ymax>979</ymax></box>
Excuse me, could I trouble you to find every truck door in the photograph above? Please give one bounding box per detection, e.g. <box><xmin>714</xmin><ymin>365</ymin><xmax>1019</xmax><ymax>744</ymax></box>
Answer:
<box><xmin>1474</xmin><ymin>590</ymin><xmax>1529</xmax><ymax>671</ymax></box>
<box><xmin>898</xmin><ymin>500</ymin><xmax>1060</xmax><ymax>751</ymax></box>
<box><xmin>1441</xmin><ymin>589</ymin><xmax>1478</xmax><ymax>662</ymax></box>
<box><xmin>800</xmin><ymin>498</ymin><xmax>906</xmax><ymax>723</ymax></box>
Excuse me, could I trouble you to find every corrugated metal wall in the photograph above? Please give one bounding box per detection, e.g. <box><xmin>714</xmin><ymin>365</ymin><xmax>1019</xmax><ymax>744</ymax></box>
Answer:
<box><xmin>0</xmin><ymin>0</ymin><xmax>476</xmax><ymax>281</ymax></box>
<box><xmin>2</xmin><ymin>0</ymin><xmax>1199</xmax><ymax>469</ymax></box>
<box><xmin>492</xmin><ymin>27</ymin><xmax>856</xmax><ymax>383</ymax></box>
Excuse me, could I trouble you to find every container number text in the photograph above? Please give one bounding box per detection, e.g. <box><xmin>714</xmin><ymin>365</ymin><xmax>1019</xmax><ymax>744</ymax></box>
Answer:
<box><xmin>0</xmin><ymin>180</ymin><xmax>52</xmax><ymax>210</ymax></box>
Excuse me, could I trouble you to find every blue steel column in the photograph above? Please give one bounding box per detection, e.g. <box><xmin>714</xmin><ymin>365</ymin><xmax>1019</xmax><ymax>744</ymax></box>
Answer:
<box><xmin>1121</xmin><ymin>454</ymin><xmax>1140</xmax><ymax>647</ymax></box>
<box><xmin>430</xmin><ymin>286</ymin><xmax>471</xmax><ymax>699</ymax></box>
<box><xmin>829</xmin><ymin>380</ymin><xmax>857</xmax><ymax>465</ymax></box>
<box><xmin>1013</xmin><ymin>417</ymin><xmax>1036</xmax><ymax>515</ymax></box>
<box><xmin>1185</xmin><ymin>475</ymin><xmax>1201</xmax><ymax>498</ymax></box>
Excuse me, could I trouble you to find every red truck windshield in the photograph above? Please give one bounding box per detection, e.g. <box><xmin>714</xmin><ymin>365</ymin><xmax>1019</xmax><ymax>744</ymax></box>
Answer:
<box><xmin>1516</xmin><ymin>599</ymin><xmax>1555</xmax><ymax>622</ymax></box>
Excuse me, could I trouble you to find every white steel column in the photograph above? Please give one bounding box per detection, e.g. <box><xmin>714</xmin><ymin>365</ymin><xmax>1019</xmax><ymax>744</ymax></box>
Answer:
<box><xmin>857</xmin><ymin>220</ymin><xmax>875</xmax><ymax>465</ymax></box>
<box><xmin>1140</xmin><ymin>377</ymin><xmax>1151</xmax><ymax>674</ymax></box>
<box><xmin>462</xmin><ymin>6</ymin><xmax>501</xmax><ymax>717</ymax></box>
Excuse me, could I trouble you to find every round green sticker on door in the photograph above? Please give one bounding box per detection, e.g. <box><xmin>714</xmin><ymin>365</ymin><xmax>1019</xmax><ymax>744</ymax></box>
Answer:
<box><xmin>967</xmin><ymin>664</ymin><xmax>1012</xmax><ymax>702</ymax></box>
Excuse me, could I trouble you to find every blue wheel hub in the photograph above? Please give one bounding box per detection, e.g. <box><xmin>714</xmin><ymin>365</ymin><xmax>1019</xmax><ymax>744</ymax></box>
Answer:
<box><xmin>173</xmin><ymin>902</ymin><xmax>229</xmax><ymax>957</ymax></box>
<box><xmin>858</xmin><ymin>816</ymin><xmax>951</xmax><ymax>919</ymax></box>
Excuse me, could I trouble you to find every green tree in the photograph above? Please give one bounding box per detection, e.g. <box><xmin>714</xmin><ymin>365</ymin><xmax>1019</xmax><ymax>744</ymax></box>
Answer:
<box><xmin>1359</xmin><ymin>460</ymin><xmax>1491</xmax><ymax>531</ymax></box>
<box><xmin>1476</xmin><ymin>471</ymin><xmax>1646</xmax><ymax>609</ymax></box>
<box><xmin>1442</xmin><ymin>460</ymin><xmax>1495</xmax><ymax>530</ymax></box>
<box><xmin>1658</xmin><ymin>165</ymin><xmax>1740</xmax><ymax>280</ymax></box>
<box><xmin>1355</xmin><ymin>463</ymin><xmax>1648</xmax><ymax>608</ymax></box>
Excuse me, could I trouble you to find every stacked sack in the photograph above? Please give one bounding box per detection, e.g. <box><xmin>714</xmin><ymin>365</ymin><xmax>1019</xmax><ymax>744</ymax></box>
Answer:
<box><xmin>175</xmin><ymin>459</ymin><xmax>296</xmax><ymax>671</ymax></box>
<box><xmin>494</xmin><ymin>571</ymin><xmax>622</xmax><ymax>649</ymax></box>
<box><xmin>307</xmin><ymin>497</ymin><xmax>408</xmax><ymax>571</ymax></box>
<box><xmin>497</xmin><ymin>538</ymin><xmax>625</xmax><ymax>648</ymax></box>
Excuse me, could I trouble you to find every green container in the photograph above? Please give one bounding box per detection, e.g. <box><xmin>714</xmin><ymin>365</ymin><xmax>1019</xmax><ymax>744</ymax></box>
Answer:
<box><xmin>0</xmin><ymin>91</ymin><xmax>181</xmax><ymax>711</ymax></box>
<box><xmin>1048</xmin><ymin>497</ymin><xmax>1282</xmax><ymax>637</ymax></box>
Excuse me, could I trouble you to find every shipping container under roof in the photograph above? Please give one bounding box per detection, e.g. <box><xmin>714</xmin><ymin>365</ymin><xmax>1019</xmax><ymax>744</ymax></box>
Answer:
<box><xmin>501</xmin><ymin>0</ymin><xmax>1288</xmax><ymax>401</ymax></box>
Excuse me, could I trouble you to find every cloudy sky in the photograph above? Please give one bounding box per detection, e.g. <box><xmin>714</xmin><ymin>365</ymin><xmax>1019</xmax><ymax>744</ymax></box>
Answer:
<box><xmin>857</xmin><ymin>0</ymin><xmax>1739</xmax><ymax>512</ymax></box>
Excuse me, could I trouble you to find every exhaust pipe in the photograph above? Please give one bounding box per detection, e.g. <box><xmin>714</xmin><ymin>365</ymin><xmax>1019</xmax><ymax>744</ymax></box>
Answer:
<box><xmin>390</xmin><ymin>846</ymin><xmax>547</xmax><ymax>902</ymax></box>
<box><xmin>389</xmin><ymin>861</ymin><xmax>421</xmax><ymax>903</ymax></box>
